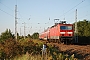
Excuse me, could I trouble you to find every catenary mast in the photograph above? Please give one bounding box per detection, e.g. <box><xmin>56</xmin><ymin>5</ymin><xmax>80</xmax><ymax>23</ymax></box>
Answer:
<box><xmin>15</xmin><ymin>5</ymin><xmax>17</xmax><ymax>41</ymax></box>
<box><xmin>75</xmin><ymin>9</ymin><xmax>78</xmax><ymax>43</ymax></box>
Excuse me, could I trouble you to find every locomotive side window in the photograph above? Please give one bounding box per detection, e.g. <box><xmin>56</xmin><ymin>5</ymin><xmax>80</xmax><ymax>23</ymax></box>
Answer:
<box><xmin>60</xmin><ymin>26</ymin><xmax>72</xmax><ymax>30</ymax></box>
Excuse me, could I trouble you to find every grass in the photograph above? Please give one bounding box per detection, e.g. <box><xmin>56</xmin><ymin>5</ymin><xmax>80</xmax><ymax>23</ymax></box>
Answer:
<box><xmin>13</xmin><ymin>52</ymin><xmax>42</xmax><ymax>60</ymax></box>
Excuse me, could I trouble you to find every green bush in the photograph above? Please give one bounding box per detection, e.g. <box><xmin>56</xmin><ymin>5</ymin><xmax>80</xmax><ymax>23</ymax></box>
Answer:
<box><xmin>0</xmin><ymin>29</ymin><xmax>14</xmax><ymax>42</ymax></box>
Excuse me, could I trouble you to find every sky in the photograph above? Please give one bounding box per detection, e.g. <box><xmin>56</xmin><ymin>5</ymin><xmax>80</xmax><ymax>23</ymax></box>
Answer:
<box><xmin>0</xmin><ymin>0</ymin><xmax>90</xmax><ymax>35</ymax></box>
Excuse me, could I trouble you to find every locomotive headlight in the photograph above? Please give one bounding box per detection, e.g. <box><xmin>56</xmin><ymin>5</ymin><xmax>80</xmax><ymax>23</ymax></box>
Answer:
<box><xmin>67</xmin><ymin>32</ymin><xmax>72</xmax><ymax>34</ymax></box>
<box><xmin>60</xmin><ymin>32</ymin><xmax>65</xmax><ymax>34</ymax></box>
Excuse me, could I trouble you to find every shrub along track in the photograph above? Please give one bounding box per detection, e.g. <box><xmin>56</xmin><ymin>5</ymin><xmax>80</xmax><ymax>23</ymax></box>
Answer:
<box><xmin>40</xmin><ymin>40</ymin><xmax>90</xmax><ymax>60</ymax></box>
<box><xmin>48</xmin><ymin>42</ymin><xmax>90</xmax><ymax>60</ymax></box>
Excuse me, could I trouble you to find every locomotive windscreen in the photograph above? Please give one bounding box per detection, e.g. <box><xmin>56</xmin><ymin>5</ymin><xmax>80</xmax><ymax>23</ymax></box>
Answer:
<box><xmin>60</xmin><ymin>26</ymin><xmax>72</xmax><ymax>30</ymax></box>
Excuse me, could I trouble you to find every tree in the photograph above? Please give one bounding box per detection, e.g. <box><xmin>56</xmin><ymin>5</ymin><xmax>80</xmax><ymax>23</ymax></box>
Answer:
<box><xmin>77</xmin><ymin>20</ymin><xmax>90</xmax><ymax>36</ymax></box>
<box><xmin>0</xmin><ymin>29</ymin><xmax>14</xmax><ymax>41</ymax></box>
<box><xmin>27</xmin><ymin>34</ymin><xmax>32</xmax><ymax>39</ymax></box>
<box><xmin>76</xmin><ymin>19</ymin><xmax>90</xmax><ymax>44</ymax></box>
<box><xmin>32</xmin><ymin>32</ymin><xmax>39</xmax><ymax>39</ymax></box>
<box><xmin>17</xmin><ymin>33</ymin><xmax>20</xmax><ymax>40</ymax></box>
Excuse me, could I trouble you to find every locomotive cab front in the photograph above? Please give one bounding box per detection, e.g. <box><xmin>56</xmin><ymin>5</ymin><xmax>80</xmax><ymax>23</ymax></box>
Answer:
<box><xmin>60</xmin><ymin>24</ymin><xmax>74</xmax><ymax>44</ymax></box>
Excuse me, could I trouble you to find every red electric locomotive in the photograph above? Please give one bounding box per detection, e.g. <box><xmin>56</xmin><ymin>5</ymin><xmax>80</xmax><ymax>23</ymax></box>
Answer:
<box><xmin>39</xmin><ymin>21</ymin><xmax>74</xmax><ymax>44</ymax></box>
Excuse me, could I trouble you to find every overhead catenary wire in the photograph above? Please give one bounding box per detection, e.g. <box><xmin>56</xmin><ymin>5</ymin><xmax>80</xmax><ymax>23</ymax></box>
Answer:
<box><xmin>0</xmin><ymin>1</ymin><xmax>25</xmax><ymax>23</ymax></box>
<box><xmin>0</xmin><ymin>1</ymin><xmax>14</xmax><ymax>17</ymax></box>
<box><xmin>59</xmin><ymin>0</ymin><xmax>86</xmax><ymax>18</ymax></box>
<box><xmin>0</xmin><ymin>2</ymin><xmax>14</xmax><ymax>12</ymax></box>
<box><xmin>0</xmin><ymin>8</ymin><xmax>14</xmax><ymax>17</ymax></box>
<box><xmin>0</xmin><ymin>0</ymin><xmax>89</xmax><ymax>36</ymax></box>
<box><xmin>15</xmin><ymin>0</ymin><xmax>32</xmax><ymax>36</ymax></box>
<box><xmin>0</xmin><ymin>2</ymin><xmax>23</xmax><ymax>27</ymax></box>
<box><xmin>78</xmin><ymin>4</ymin><xmax>90</xmax><ymax>20</ymax></box>
<box><xmin>0</xmin><ymin>2</ymin><xmax>14</xmax><ymax>17</ymax></box>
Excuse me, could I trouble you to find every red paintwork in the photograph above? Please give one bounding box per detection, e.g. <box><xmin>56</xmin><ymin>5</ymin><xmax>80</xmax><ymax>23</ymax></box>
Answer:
<box><xmin>39</xmin><ymin>23</ymin><xmax>74</xmax><ymax>39</ymax></box>
<box><xmin>59</xmin><ymin>24</ymin><xmax>74</xmax><ymax>37</ymax></box>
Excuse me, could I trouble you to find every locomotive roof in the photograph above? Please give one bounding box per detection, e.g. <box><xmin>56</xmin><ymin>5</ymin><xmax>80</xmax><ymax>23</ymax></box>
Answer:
<box><xmin>42</xmin><ymin>23</ymin><xmax>73</xmax><ymax>32</ymax></box>
<box><xmin>50</xmin><ymin>23</ymin><xmax>72</xmax><ymax>28</ymax></box>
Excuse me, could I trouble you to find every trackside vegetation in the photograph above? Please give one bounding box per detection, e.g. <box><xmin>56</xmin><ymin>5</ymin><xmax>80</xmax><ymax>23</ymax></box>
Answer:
<box><xmin>0</xmin><ymin>19</ymin><xmax>90</xmax><ymax>60</ymax></box>
<box><xmin>0</xmin><ymin>39</ymin><xmax>78</xmax><ymax>60</ymax></box>
<box><xmin>74</xmin><ymin>20</ymin><xmax>90</xmax><ymax>44</ymax></box>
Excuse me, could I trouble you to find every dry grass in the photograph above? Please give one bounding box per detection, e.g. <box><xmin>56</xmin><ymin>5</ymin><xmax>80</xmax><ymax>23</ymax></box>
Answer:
<box><xmin>14</xmin><ymin>52</ymin><xmax>42</xmax><ymax>60</ymax></box>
